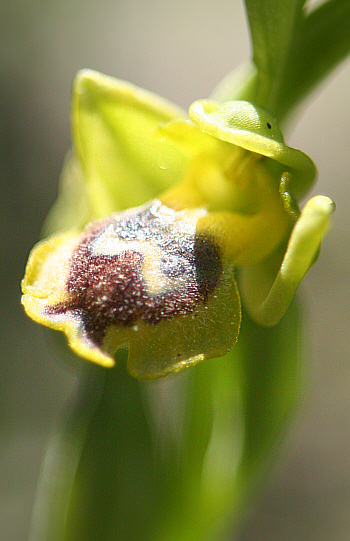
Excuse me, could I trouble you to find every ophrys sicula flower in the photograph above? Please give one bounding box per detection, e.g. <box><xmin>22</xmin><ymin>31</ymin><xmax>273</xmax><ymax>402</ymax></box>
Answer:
<box><xmin>21</xmin><ymin>70</ymin><xmax>334</xmax><ymax>379</ymax></box>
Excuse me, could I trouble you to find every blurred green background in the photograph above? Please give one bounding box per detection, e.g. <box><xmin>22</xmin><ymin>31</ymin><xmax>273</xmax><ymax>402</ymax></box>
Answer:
<box><xmin>1</xmin><ymin>0</ymin><xmax>349</xmax><ymax>539</ymax></box>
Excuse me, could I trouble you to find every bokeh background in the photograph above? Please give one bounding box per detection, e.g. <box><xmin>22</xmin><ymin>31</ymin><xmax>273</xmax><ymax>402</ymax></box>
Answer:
<box><xmin>1</xmin><ymin>0</ymin><xmax>349</xmax><ymax>540</ymax></box>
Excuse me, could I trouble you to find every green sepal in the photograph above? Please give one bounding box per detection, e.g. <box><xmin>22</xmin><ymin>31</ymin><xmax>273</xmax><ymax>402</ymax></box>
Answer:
<box><xmin>72</xmin><ymin>70</ymin><xmax>188</xmax><ymax>218</ymax></box>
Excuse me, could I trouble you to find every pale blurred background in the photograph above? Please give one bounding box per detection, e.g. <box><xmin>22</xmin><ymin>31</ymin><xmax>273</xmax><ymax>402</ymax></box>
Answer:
<box><xmin>1</xmin><ymin>1</ymin><xmax>349</xmax><ymax>540</ymax></box>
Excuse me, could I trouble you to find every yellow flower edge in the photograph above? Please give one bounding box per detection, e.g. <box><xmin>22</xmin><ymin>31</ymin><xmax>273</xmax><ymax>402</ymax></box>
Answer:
<box><xmin>21</xmin><ymin>231</ymin><xmax>115</xmax><ymax>367</ymax></box>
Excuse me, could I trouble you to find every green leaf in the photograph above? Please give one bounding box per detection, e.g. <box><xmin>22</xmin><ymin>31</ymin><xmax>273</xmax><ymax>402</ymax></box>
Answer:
<box><xmin>274</xmin><ymin>0</ymin><xmax>350</xmax><ymax>120</ymax></box>
<box><xmin>244</xmin><ymin>0</ymin><xmax>306</xmax><ymax>111</ymax></box>
<box><xmin>72</xmin><ymin>70</ymin><xmax>188</xmax><ymax>218</ymax></box>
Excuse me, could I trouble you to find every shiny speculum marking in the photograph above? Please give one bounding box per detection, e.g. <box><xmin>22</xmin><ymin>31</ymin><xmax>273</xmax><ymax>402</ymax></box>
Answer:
<box><xmin>47</xmin><ymin>201</ymin><xmax>223</xmax><ymax>346</ymax></box>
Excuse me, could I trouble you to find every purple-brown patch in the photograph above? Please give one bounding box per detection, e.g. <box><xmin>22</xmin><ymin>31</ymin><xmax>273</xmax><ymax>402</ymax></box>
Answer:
<box><xmin>46</xmin><ymin>201</ymin><xmax>223</xmax><ymax>347</ymax></box>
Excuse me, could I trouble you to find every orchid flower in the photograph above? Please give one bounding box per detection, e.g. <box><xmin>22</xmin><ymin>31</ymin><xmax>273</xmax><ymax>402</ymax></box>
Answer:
<box><xmin>21</xmin><ymin>70</ymin><xmax>333</xmax><ymax>379</ymax></box>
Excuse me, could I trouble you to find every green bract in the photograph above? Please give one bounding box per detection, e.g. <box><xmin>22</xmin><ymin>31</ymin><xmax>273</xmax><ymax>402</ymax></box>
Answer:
<box><xmin>22</xmin><ymin>69</ymin><xmax>334</xmax><ymax>377</ymax></box>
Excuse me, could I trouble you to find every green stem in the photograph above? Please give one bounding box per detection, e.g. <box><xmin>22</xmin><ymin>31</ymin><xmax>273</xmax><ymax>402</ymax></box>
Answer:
<box><xmin>63</xmin><ymin>353</ymin><xmax>159</xmax><ymax>541</ymax></box>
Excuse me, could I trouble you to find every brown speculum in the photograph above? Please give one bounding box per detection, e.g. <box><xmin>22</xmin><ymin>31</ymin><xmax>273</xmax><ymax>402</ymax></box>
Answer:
<box><xmin>47</xmin><ymin>200</ymin><xmax>223</xmax><ymax>346</ymax></box>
